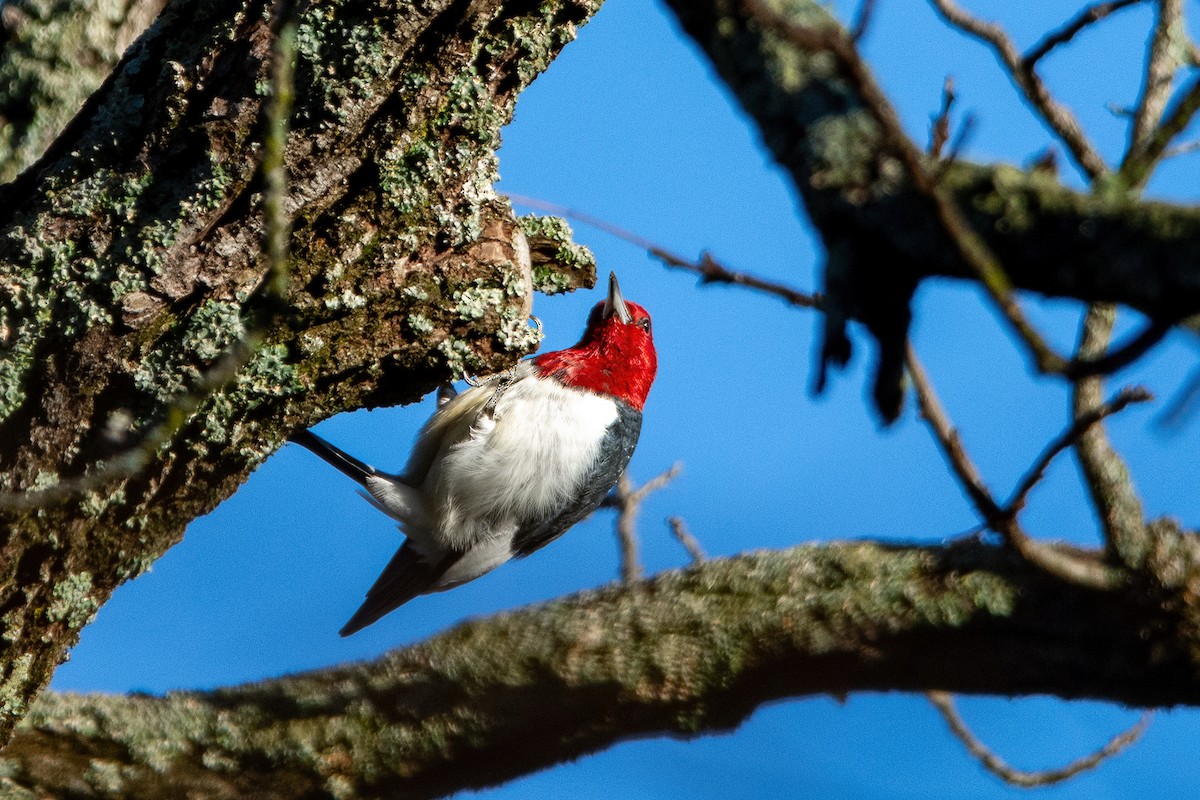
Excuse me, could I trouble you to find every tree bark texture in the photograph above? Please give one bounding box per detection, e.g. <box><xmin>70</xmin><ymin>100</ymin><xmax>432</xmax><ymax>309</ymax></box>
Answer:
<box><xmin>3</xmin><ymin>535</ymin><xmax>1200</xmax><ymax>799</ymax></box>
<box><xmin>5</xmin><ymin>0</ymin><xmax>1200</xmax><ymax>795</ymax></box>
<box><xmin>0</xmin><ymin>0</ymin><xmax>600</xmax><ymax>746</ymax></box>
<box><xmin>0</xmin><ymin>0</ymin><xmax>171</xmax><ymax>184</ymax></box>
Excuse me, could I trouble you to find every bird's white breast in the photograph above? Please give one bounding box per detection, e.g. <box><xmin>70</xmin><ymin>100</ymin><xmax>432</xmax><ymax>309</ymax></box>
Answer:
<box><xmin>420</xmin><ymin>374</ymin><xmax>619</xmax><ymax>551</ymax></box>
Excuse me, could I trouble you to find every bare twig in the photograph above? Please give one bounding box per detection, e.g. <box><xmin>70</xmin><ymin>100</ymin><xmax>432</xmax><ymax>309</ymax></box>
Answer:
<box><xmin>1063</xmin><ymin>318</ymin><xmax>1173</xmax><ymax>378</ymax></box>
<box><xmin>668</xmin><ymin>516</ymin><xmax>707</xmax><ymax>564</ymax></box>
<box><xmin>1023</xmin><ymin>0</ymin><xmax>1149</xmax><ymax>68</ymax></box>
<box><xmin>261</xmin><ymin>4</ymin><xmax>297</xmax><ymax>302</ymax></box>
<box><xmin>613</xmin><ymin>473</ymin><xmax>642</xmax><ymax>582</ymax></box>
<box><xmin>849</xmin><ymin>0</ymin><xmax>878</xmax><ymax>42</ymax></box>
<box><xmin>929</xmin><ymin>76</ymin><xmax>955</xmax><ymax>158</ymax></box>
<box><xmin>1006</xmin><ymin>385</ymin><xmax>1153</xmax><ymax>514</ymax></box>
<box><xmin>905</xmin><ymin>347</ymin><xmax>1001</xmax><ymax>521</ymax></box>
<box><xmin>933</xmin><ymin>112</ymin><xmax>977</xmax><ymax>182</ymax></box>
<box><xmin>929</xmin><ymin>691</ymin><xmax>1151</xmax><ymax>787</ymax></box>
<box><xmin>504</xmin><ymin>193</ymin><xmax>824</xmax><ymax>310</ymax></box>
<box><xmin>684</xmin><ymin>252</ymin><xmax>824</xmax><ymax>310</ymax></box>
<box><xmin>928</xmin><ymin>0</ymin><xmax>1110</xmax><ymax>180</ymax></box>
<box><xmin>1161</xmin><ymin>137</ymin><xmax>1200</xmax><ymax>160</ymax></box>
<box><xmin>1121</xmin><ymin>72</ymin><xmax>1200</xmax><ymax>188</ymax></box>
<box><xmin>1129</xmin><ymin>0</ymin><xmax>1185</xmax><ymax>154</ymax></box>
<box><xmin>1158</xmin><ymin>361</ymin><xmax>1200</xmax><ymax>428</ymax></box>
<box><xmin>906</xmin><ymin>344</ymin><xmax>1122</xmax><ymax>590</ymax></box>
<box><xmin>605</xmin><ymin>464</ymin><xmax>684</xmax><ymax>582</ymax></box>
<box><xmin>1073</xmin><ymin>305</ymin><xmax>1150</xmax><ymax>568</ymax></box>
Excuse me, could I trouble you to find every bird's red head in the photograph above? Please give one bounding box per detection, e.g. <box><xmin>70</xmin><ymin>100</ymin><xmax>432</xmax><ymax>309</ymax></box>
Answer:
<box><xmin>533</xmin><ymin>273</ymin><xmax>657</xmax><ymax>411</ymax></box>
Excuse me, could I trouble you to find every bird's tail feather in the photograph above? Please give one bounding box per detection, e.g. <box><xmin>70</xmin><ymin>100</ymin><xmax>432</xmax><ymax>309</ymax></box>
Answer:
<box><xmin>289</xmin><ymin>429</ymin><xmax>382</xmax><ymax>486</ymax></box>
<box><xmin>339</xmin><ymin>544</ymin><xmax>457</xmax><ymax>636</ymax></box>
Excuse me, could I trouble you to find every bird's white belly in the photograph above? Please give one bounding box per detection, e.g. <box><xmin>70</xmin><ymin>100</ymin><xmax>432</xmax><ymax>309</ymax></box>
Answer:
<box><xmin>427</xmin><ymin>376</ymin><xmax>618</xmax><ymax>550</ymax></box>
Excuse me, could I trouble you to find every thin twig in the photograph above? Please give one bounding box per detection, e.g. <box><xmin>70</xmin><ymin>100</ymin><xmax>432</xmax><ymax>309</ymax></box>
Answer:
<box><xmin>668</xmin><ymin>516</ymin><xmax>706</xmax><ymax>564</ymax></box>
<box><xmin>604</xmin><ymin>464</ymin><xmax>684</xmax><ymax>582</ymax></box>
<box><xmin>929</xmin><ymin>76</ymin><xmax>955</xmax><ymax>158</ymax></box>
<box><xmin>1121</xmin><ymin>72</ymin><xmax>1200</xmax><ymax>188</ymax></box>
<box><xmin>261</xmin><ymin>5</ymin><xmax>297</xmax><ymax>302</ymax></box>
<box><xmin>929</xmin><ymin>691</ymin><xmax>1151</xmax><ymax>788</ymax></box>
<box><xmin>934</xmin><ymin>111</ymin><xmax>977</xmax><ymax>182</ymax></box>
<box><xmin>1161</xmin><ymin>137</ymin><xmax>1200</xmax><ymax>160</ymax></box>
<box><xmin>613</xmin><ymin>473</ymin><xmax>642</xmax><ymax>582</ymax></box>
<box><xmin>906</xmin><ymin>344</ymin><xmax>1123</xmax><ymax>590</ymax></box>
<box><xmin>1064</xmin><ymin>318</ymin><xmax>1173</xmax><ymax>378</ymax></box>
<box><xmin>928</xmin><ymin>0</ymin><xmax>1109</xmax><ymax>180</ymax></box>
<box><xmin>1073</xmin><ymin>305</ymin><xmax>1150</xmax><ymax>568</ymax></box>
<box><xmin>1157</xmin><ymin>361</ymin><xmax>1200</xmax><ymax>428</ymax></box>
<box><xmin>1023</xmin><ymin>0</ymin><xmax>1149</xmax><ymax>68</ymax></box>
<box><xmin>905</xmin><ymin>346</ymin><xmax>1001</xmax><ymax>521</ymax></box>
<box><xmin>1129</xmin><ymin>0</ymin><xmax>1185</xmax><ymax>154</ymax></box>
<box><xmin>850</xmin><ymin>0</ymin><xmax>878</xmax><ymax>42</ymax></box>
<box><xmin>1006</xmin><ymin>385</ymin><xmax>1153</xmax><ymax>514</ymax></box>
<box><xmin>504</xmin><ymin>193</ymin><xmax>824</xmax><ymax>310</ymax></box>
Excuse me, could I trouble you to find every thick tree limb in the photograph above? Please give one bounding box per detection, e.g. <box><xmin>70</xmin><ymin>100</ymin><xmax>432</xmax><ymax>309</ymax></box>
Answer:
<box><xmin>0</xmin><ymin>0</ymin><xmax>169</xmax><ymax>183</ymax></box>
<box><xmin>4</xmin><ymin>537</ymin><xmax>1200</xmax><ymax>799</ymax></box>
<box><xmin>0</xmin><ymin>0</ymin><xmax>600</xmax><ymax>745</ymax></box>
<box><xmin>662</xmin><ymin>0</ymin><xmax>1200</xmax><ymax>416</ymax></box>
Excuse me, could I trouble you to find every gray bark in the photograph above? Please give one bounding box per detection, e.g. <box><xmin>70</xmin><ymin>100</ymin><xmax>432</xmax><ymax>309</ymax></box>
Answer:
<box><xmin>2</xmin><ymin>0</ymin><xmax>1200</xmax><ymax>796</ymax></box>
<box><xmin>0</xmin><ymin>0</ymin><xmax>599</xmax><ymax>748</ymax></box>
<box><xmin>5</xmin><ymin>536</ymin><xmax>1200</xmax><ymax>799</ymax></box>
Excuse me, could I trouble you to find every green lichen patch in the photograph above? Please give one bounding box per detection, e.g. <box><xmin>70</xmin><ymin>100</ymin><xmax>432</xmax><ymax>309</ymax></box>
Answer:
<box><xmin>518</xmin><ymin>215</ymin><xmax>596</xmax><ymax>294</ymax></box>
<box><xmin>45</xmin><ymin>572</ymin><xmax>99</xmax><ymax>630</ymax></box>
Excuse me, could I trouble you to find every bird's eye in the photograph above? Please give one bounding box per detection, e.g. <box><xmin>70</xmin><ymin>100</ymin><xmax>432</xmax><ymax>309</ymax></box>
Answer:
<box><xmin>637</xmin><ymin>317</ymin><xmax>651</xmax><ymax>332</ymax></box>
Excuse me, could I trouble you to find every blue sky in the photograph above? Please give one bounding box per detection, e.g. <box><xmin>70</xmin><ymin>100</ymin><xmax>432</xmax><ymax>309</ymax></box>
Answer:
<box><xmin>51</xmin><ymin>0</ymin><xmax>1200</xmax><ymax>796</ymax></box>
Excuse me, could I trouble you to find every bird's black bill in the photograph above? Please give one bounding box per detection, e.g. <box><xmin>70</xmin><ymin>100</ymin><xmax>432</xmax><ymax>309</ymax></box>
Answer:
<box><xmin>603</xmin><ymin>272</ymin><xmax>633</xmax><ymax>324</ymax></box>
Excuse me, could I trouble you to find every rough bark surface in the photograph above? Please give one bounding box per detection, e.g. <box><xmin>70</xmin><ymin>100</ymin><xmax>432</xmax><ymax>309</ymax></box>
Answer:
<box><xmin>5</xmin><ymin>536</ymin><xmax>1200</xmax><ymax>800</ymax></box>
<box><xmin>0</xmin><ymin>0</ymin><xmax>600</xmax><ymax>747</ymax></box>
<box><xmin>3</xmin><ymin>0</ymin><xmax>1200</xmax><ymax>795</ymax></box>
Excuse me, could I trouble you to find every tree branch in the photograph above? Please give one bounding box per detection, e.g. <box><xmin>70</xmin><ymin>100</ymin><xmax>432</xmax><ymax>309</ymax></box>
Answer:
<box><xmin>928</xmin><ymin>0</ymin><xmax>1109</xmax><ymax>180</ymax></box>
<box><xmin>929</xmin><ymin>691</ymin><xmax>1150</xmax><ymax>787</ymax></box>
<box><xmin>1073</xmin><ymin>305</ymin><xmax>1151</xmax><ymax>569</ymax></box>
<box><xmin>905</xmin><ymin>344</ymin><xmax>1124</xmax><ymax>591</ymax></box>
<box><xmin>664</xmin><ymin>0</ymin><xmax>1200</xmax><ymax>420</ymax></box>
<box><xmin>1129</xmin><ymin>0</ymin><xmax>1185</xmax><ymax>154</ymax></box>
<box><xmin>4</xmin><ymin>540</ymin><xmax>1199</xmax><ymax>799</ymax></box>
<box><xmin>0</xmin><ymin>0</ymin><xmax>601</xmax><ymax>745</ymax></box>
<box><xmin>1023</xmin><ymin>0</ymin><xmax>1149</xmax><ymax>69</ymax></box>
<box><xmin>605</xmin><ymin>464</ymin><xmax>683</xmax><ymax>582</ymax></box>
<box><xmin>1006</xmin><ymin>384</ymin><xmax>1153</xmax><ymax>515</ymax></box>
<box><xmin>0</xmin><ymin>0</ymin><xmax>168</xmax><ymax>182</ymax></box>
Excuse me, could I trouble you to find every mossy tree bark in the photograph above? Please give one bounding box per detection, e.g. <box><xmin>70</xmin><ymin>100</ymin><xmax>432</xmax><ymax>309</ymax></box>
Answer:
<box><xmin>0</xmin><ymin>0</ymin><xmax>599</xmax><ymax>751</ymax></box>
<box><xmin>3</xmin><ymin>0</ymin><xmax>1200</xmax><ymax>797</ymax></box>
<box><xmin>6</xmin><ymin>536</ymin><xmax>1200</xmax><ymax>799</ymax></box>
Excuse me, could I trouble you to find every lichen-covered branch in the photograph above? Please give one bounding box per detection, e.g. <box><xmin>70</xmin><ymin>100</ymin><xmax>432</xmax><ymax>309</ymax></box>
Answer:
<box><xmin>0</xmin><ymin>0</ymin><xmax>600</xmax><ymax>744</ymax></box>
<box><xmin>5</xmin><ymin>538</ymin><xmax>1200</xmax><ymax>800</ymax></box>
<box><xmin>0</xmin><ymin>0</ymin><xmax>169</xmax><ymax>182</ymax></box>
<box><xmin>662</xmin><ymin>0</ymin><xmax>1200</xmax><ymax>416</ymax></box>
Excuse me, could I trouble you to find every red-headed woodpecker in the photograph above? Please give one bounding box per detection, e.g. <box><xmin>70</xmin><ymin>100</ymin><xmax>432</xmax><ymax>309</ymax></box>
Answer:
<box><xmin>291</xmin><ymin>273</ymin><xmax>656</xmax><ymax>635</ymax></box>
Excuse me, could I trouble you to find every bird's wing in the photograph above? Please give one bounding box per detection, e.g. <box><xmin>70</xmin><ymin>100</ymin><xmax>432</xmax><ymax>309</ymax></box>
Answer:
<box><xmin>510</xmin><ymin>401</ymin><xmax>643</xmax><ymax>558</ymax></box>
<box><xmin>338</xmin><ymin>543</ymin><xmax>463</xmax><ymax>636</ymax></box>
<box><xmin>403</xmin><ymin>362</ymin><xmax>536</xmax><ymax>484</ymax></box>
